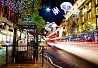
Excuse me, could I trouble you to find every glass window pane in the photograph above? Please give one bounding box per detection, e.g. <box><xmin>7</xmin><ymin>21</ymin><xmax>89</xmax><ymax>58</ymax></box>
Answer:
<box><xmin>0</xmin><ymin>34</ymin><xmax>2</xmax><ymax>41</ymax></box>
<box><xmin>88</xmin><ymin>11</ymin><xmax>91</xmax><ymax>19</ymax></box>
<box><xmin>89</xmin><ymin>2</ymin><xmax>91</xmax><ymax>10</ymax></box>
<box><xmin>96</xmin><ymin>7</ymin><xmax>98</xmax><ymax>15</ymax></box>
<box><xmin>96</xmin><ymin>0</ymin><xmax>98</xmax><ymax>5</ymax></box>
<box><xmin>97</xmin><ymin>18</ymin><xmax>98</xmax><ymax>28</ymax></box>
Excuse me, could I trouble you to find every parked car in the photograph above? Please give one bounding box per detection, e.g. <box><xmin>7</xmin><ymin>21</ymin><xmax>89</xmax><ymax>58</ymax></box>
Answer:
<box><xmin>69</xmin><ymin>36</ymin><xmax>78</xmax><ymax>41</ymax></box>
<box><xmin>84</xmin><ymin>33</ymin><xmax>93</xmax><ymax>42</ymax></box>
<box><xmin>61</xmin><ymin>36</ymin><xmax>69</xmax><ymax>41</ymax></box>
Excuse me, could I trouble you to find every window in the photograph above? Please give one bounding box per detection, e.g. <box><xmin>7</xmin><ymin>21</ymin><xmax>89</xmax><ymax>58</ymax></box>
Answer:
<box><xmin>96</xmin><ymin>0</ymin><xmax>98</xmax><ymax>5</ymax></box>
<box><xmin>97</xmin><ymin>18</ymin><xmax>98</xmax><ymax>28</ymax></box>
<box><xmin>88</xmin><ymin>2</ymin><xmax>91</xmax><ymax>10</ymax></box>
<box><xmin>83</xmin><ymin>8</ymin><xmax>87</xmax><ymax>14</ymax></box>
<box><xmin>88</xmin><ymin>11</ymin><xmax>91</xmax><ymax>19</ymax></box>
<box><xmin>96</xmin><ymin>7</ymin><xmax>98</xmax><ymax>15</ymax></box>
<box><xmin>81</xmin><ymin>9</ymin><xmax>83</xmax><ymax>15</ymax></box>
<box><xmin>82</xmin><ymin>16</ymin><xmax>84</xmax><ymax>22</ymax></box>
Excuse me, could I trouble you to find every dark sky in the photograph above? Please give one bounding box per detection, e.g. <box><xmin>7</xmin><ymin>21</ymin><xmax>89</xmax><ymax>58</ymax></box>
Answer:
<box><xmin>39</xmin><ymin>0</ymin><xmax>74</xmax><ymax>26</ymax></box>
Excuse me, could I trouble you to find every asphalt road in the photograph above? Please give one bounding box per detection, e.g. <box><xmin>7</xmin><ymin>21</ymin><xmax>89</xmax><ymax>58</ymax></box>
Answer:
<box><xmin>45</xmin><ymin>42</ymin><xmax>98</xmax><ymax>68</ymax></box>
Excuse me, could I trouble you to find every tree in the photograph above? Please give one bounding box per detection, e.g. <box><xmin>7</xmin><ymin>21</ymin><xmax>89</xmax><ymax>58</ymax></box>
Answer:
<box><xmin>19</xmin><ymin>0</ymin><xmax>45</xmax><ymax>31</ymax></box>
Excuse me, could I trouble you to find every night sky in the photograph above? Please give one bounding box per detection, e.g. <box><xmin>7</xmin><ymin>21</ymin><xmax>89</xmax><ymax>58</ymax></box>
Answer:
<box><xmin>39</xmin><ymin>0</ymin><xmax>74</xmax><ymax>26</ymax></box>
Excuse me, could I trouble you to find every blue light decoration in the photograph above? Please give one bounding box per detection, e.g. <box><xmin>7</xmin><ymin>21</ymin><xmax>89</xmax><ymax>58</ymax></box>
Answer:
<box><xmin>1</xmin><ymin>0</ymin><xmax>5</xmax><ymax>5</ymax></box>
<box><xmin>46</xmin><ymin>7</ymin><xmax>51</xmax><ymax>12</ymax></box>
<box><xmin>24</xmin><ymin>16</ymin><xmax>33</xmax><ymax>23</ymax></box>
<box><xmin>60</xmin><ymin>2</ymin><xmax>72</xmax><ymax>14</ymax></box>
<box><xmin>44</xmin><ymin>3</ymin><xmax>51</xmax><ymax>13</ymax></box>
<box><xmin>0</xmin><ymin>0</ymin><xmax>33</xmax><ymax>13</ymax></box>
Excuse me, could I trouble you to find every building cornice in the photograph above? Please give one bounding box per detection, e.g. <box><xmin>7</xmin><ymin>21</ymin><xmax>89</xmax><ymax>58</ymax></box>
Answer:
<box><xmin>1</xmin><ymin>17</ymin><xmax>17</xmax><ymax>28</ymax></box>
<box><xmin>64</xmin><ymin>0</ymin><xmax>86</xmax><ymax>21</ymax></box>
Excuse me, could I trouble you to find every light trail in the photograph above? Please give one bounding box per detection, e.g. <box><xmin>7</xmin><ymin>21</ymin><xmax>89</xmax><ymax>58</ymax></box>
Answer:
<box><xmin>47</xmin><ymin>42</ymin><xmax>98</xmax><ymax>65</ymax></box>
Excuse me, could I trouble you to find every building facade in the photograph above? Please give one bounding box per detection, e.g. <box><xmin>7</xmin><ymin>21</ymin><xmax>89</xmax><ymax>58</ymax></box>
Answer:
<box><xmin>63</xmin><ymin>0</ymin><xmax>98</xmax><ymax>36</ymax></box>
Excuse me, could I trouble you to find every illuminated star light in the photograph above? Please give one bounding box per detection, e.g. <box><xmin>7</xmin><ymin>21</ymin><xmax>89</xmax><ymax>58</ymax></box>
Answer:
<box><xmin>46</xmin><ymin>8</ymin><xmax>51</xmax><ymax>12</ymax></box>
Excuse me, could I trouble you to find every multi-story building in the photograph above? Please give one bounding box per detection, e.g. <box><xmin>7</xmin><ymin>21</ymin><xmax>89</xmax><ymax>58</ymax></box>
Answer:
<box><xmin>63</xmin><ymin>0</ymin><xmax>98</xmax><ymax>36</ymax></box>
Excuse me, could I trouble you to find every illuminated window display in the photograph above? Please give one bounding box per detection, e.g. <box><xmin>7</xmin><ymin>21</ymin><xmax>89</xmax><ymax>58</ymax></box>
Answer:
<box><xmin>2</xmin><ymin>35</ymin><xmax>6</xmax><ymax>42</ymax></box>
<box><xmin>0</xmin><ymin>33</ymin><xmax>2</xmax><ymax>41</ymax></box>
<box><xmin>7</xmin><ymin>36</ymin><xmax>10</xmax><ymax>42</ymax></box>
<box><xmin>21</xmin><ymin>33</ymin><xmax>25</xmax><ymax>38</ymax></box>
<box><xmin>17</xmin><ymin>31</ymin><xmax>20</xmax><ymax>37</ymax></box>
<box><xmin>10</xmin><ymin>36</ymin><xmax>13</xmax><ymax>42</ymax></box>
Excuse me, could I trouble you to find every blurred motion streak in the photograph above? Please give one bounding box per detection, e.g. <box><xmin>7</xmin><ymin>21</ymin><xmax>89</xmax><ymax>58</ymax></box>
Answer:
<box><xmin>47</xmin><ymin>42</ymin><xmax>98</xmax><ymax>65</ymax></box>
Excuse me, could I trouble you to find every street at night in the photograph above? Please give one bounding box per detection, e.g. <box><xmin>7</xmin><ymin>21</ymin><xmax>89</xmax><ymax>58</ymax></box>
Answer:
<box><xmin>46</xmin><ymin>41</ymin><xmax>98</xmax><ymax>68</ymax></box>
<box><xmin>0</xmin><ymin>0</ymin><xmax>98</xmax><ymax>68</ymax></box>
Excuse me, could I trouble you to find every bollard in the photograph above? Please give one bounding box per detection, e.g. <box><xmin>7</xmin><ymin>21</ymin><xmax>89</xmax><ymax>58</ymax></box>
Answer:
<box><xmin>6</xmin><ymin>46</ymin><xmax>8</xmax><ymax>66</ymax></box>
<box><xmin>42</xmin><ymin>46</ymin><xmax>44</xmax><ymax>67</ymax></box>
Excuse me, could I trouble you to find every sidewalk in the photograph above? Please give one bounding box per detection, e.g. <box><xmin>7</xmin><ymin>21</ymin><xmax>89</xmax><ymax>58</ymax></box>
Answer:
<box><xmin>2</xmin><ymin>58</ymin><xmax>54</xmax><ymax>68</ymax></box>
<box><xmin>0</xmin><ymin>47</ymin><xmax>54</xmax><ymax>68</ymax></box>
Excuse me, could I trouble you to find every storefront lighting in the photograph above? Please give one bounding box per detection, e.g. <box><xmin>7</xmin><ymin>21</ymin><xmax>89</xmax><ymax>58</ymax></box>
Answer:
<box><xmin>0</xmin><ymin>34</ymin><xmax>2</xmax><ymax>41</ymax></box>
<box><xmin>1</xmin><ymin>30</ymin><xmax>7</xmax><ymax>34</ymax></box>
<box><xmin>17</xmin><ymin>31</ymin><xmax>20</xmax><ymax>36</ymax></box>
<box><xmin>2</xmin><ymin>35</ymin><xmax>6</xmax><ymax>42</ymax></box>
<box><xmin>24</xmin><ymin>29</ymin><xmax>27</xmax><ymax>31</ymax></box>
<box><xmin>2</xmin><ymin>22</ymin><xmax>5</xmax><ymax>26</ymax></box>
<box><xmin>10</xmin><ymin>32</ymin><xmax>13</xmax><ymax>36</ymax></box>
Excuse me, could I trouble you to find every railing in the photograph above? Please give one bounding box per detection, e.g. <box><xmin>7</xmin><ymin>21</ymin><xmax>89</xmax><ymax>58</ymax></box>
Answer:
<box><xmin>0</xmin><ymin>45</ymin><xmax>13</xmax><ymax>66</ymax></box>
<box><xmin>39</xmin><ymin>46</ymin><xmax>62</xmax><ymax>68</ymax></box>
<box><xmin>0</xmin><ymin>44</ymin><xmax>61</xmax><ymax>68</ymax></box>
<box><xmin>0</xmin><ymin>44</ymin><xmax>45</xmax><ymax>67</ymax></box>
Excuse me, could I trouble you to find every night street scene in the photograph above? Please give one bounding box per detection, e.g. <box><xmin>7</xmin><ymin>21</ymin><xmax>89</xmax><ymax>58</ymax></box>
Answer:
<box><xmin>0</xmin><ymin>0</ymin><xmax>98</xmax><ymax>68</ymax></box>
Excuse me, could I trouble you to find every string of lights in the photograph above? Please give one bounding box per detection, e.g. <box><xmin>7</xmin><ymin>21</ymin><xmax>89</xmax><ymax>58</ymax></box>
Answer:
<box><xmin>0</xmin><ymin>0</ymin><xmax>34</xmax><ymax>12</ymax></box>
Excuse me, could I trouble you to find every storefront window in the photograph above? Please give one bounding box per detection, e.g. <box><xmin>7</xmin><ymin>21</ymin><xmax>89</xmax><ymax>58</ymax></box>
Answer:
<box><xmin>7</xmin><ymin>36</ymin><xmax>10</xmax><ymax>43</ymax></box>
<box><xmin>0</xmin><ymin>33</ymin><xmax>2</xmax><ymax>41</ymax></box>
<box><xmin>10</xmin><ymin>36</ymin><xmax>13</xmax><ymax>43</ymax></box>
<box><xmin>2</xmin><ymin>35</ymin><xmax>6</xmax><ymax>42</ymax></box>
<box><xmin>96</xmin><ymin>7</ymin><xmax>98</xmax><ymax>15</ymax></box>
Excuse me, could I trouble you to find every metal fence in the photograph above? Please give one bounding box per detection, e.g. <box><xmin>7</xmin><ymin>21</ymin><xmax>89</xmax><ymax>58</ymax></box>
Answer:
<box><xmin>0</xmin><ymin>44</ymin><xmax>45</xmax><ymax>67</ymax></box>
